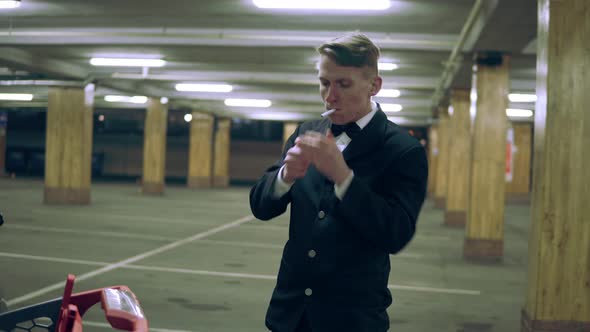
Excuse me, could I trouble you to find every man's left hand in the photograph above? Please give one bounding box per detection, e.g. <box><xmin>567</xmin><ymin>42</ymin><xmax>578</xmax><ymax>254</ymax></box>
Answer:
<box><xmin>296</xmin><ymin>129</ymin><xmax>352</xmax><ymax>185</ymax></box>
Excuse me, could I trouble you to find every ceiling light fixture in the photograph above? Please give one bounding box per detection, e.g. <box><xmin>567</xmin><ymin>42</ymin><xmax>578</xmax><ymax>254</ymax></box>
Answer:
<box><xmin>224</xmin><ymin>98</ymin><xmax>272</xmax><ymax>108</ymax></box>
<box><xmin>376</xmin><ymin>89</ymin><xmax>401</xmax><ymax>98</ymax></box>
<box><xmin>0</xmin><ymin>93</ymin><xmax>33</xmax><ymax>101</ymax></box>
<box><xmin>253</xmin><ymin>0</ymin><xmax>390</xmax><ymax>10</ymax></box>
<box><xmin>506</xmin><ymin>108</ymin><xmax>533</xmax><ymax>117</ymax></box>
<box><xmin>378</xmin><ymin>62</ymin><xmax>399</xmax><ymax>71</ymax></box>
<box><xmin>90</xmin><ymin>58</ymin><xmax>166</xmax><ymax>67</ymax></box>
<box><xmin>508</xmin><ymin>93</ymin><xmax>537</xmax><ymax>103</ymax></box>
<box><xmin>104</xmin><ymin>95</ymin><xmax>148</xmax><ymax>104</ymax></box>
<box><xmin>380</xmin><ymin>103</ymin><xmax>403</xmax><ymax>113</ymax></box>
<box><xmin>175</xmin><ymin>83</ymin><xmax>233</xmax><ymax>93</ymax></box>
<box><xmin>0</xmin><ymin>0</ymin><xmax>20</xmax><ymax>9</ymax></box>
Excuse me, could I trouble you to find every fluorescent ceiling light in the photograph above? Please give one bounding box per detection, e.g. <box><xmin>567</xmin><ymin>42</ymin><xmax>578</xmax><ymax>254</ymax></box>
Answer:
<box><xmin>506</xmin><ymin>108</ymin><xmax>533</xmax><ymax>117</ymax></box>
<box><xmin>381</xmin><ymin>103</ymin><xmax>402</xmax><ymax>113</ymax></box>
<box><xmin>104</xmin><ymin>95</ymin><xmax>148</xmax><ymax>104</ymax></box>
<box><xmin>90</xmin><ymin>58</ymin><xmax>166</xmax><ymax>67</ymax></box>
<box><xmin>160</xmin><ymin>97</ymin><xmax>169</xmax><ymax>104</ymax></box>
<box><xmin>376</xmin><ymin>89</ymin><xmax>401</xmax><ymax>98</ymax></box>
<box><xmin>253</xmin><ymin>0</ymin><xmax>390</xmax><ymax>10</ymax></box>
<box><xmin>225</xmin><ymin>98</ymin><xmax>272</xmax><ymax>108</ymax></box>
<box><xmin>509</xmin><ymin>93</ymin><xmax>537</xmax><ymax>103</ymax></box>
<box><xmin>378</xmin><ymin>62</ymin><xmax>398</xmax><ymax>71</ymax></box>
<box><xmin>184</xmin><ymin>114</ymin><xmax>193</xmax><ymax>122</ymax></box>
<box><xmin>0</xmin><ymin>0</ymin><xmax>20</xmax><ymax>9</ymax></box>
<box><xmin>0</xmin><ymin>93</ymin><xmax>33</xmax><ymax>101</ymax></box>
<box><xmin>175</xmin><ymin>83</ymin><xmax>233</xmax><ymax>93</ymax></box>
<box><xmin>247</xmin><ymin>112</ymin><xmax>306</xmax><ymax>121</ymax></box>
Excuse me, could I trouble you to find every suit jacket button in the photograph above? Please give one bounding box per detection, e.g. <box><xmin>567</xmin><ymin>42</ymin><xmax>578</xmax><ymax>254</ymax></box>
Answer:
<box><xmin>317</xmin><ymin>210</ymin><xmax>326</xmax><ymax>219</ymax></box>
<box><xmin>305</xmin><ymin>288</ymin><xmax>313</xmax><ymax>296</ymax></box>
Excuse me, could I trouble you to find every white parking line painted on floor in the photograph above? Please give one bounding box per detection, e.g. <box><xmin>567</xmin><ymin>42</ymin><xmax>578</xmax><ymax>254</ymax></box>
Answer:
<box><xmin>5</xmin><ymin>215</ymin><xmax>255</xmax><ymax>307</ymax></box>
<box><xmin>0</xmin><ymin>252</ymin><xmax>480</xmax><ymax>297</ymax></box>
<box><xmin>387</xmin><ymin>284</ymin><xmax>480</xmax><ymax>296</ymax></box>
<box><xmin>84</xmin><ymin>320</ymin><xmax>194</xmax><ymax>332</ymax></box>
<box><xmin>29</xmin><ymin>209</ymin><xmax>224</xmax><ymax>226</ymax></box>
<box><xmin>3</xmin><ymin>224</ymin><xmax>177</xmax><ymax>242</ymax></box>
<box><xmin>199</xmin><ymin>239</ymin><xmax>284</xmax><ymax>249</ymax></box>
<box><xmin>242</xmin><ymin>224</ymin><xmax>453</xmax><ymax>241</ymax></box>
<box><xmin>126</xmin><ymin>264</ymin><xmax>278</xmax><ymax>280</ymax></box>
<box><xmin>0</xmin><ymin>252</ymin><xmax>108</xmax><ymax>266</ymax></box>
<box><xmin>1</xmin><ymin>224</ymin><xmax>424</xmax><ymax>258</ymax></box>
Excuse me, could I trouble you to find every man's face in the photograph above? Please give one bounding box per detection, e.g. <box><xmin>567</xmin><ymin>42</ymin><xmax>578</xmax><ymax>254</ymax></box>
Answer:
<box><xmin>318</xmin><ymin>55</ymin><xmax>381</xmax><ymax>125</ymax></box>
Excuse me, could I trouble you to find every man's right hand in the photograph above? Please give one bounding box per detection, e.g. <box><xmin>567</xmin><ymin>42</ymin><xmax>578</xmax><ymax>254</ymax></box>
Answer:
<box><xmin>282</xmin><ymin>138</ymin><xmax>312</xmax><ymax>183</ymax></box>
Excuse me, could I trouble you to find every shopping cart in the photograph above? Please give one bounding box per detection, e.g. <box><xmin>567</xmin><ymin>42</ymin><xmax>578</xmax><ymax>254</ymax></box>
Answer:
<box><xmin>0</xmin><ymin>274</ymin><xmax>148</xmax><ymax>332</ymax></box>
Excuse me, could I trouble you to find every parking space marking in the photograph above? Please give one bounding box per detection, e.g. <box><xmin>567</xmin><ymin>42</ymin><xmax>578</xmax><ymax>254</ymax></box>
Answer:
<box><xmin>5</xmin><ymin>215</ymin><xmax>255</xmax><ymax>307</ymax></box>
<box><xmin>1</xmin><ymin>251</ymin><xmax>480</xmax><ymax>298</ymax></box>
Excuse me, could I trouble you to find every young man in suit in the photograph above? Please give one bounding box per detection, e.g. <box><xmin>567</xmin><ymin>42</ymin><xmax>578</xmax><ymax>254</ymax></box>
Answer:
<box><xmin>250</xmin><ymin>32</ymin><xmax>428</xmax><ymax>332</ymax></box>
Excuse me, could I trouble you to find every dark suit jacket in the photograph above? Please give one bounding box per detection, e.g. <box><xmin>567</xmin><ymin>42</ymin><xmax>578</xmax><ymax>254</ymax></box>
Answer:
<box><xmin>249</xmin><ymin>108</ymin><xmax>428</xmax><ymax>332</ymax></box>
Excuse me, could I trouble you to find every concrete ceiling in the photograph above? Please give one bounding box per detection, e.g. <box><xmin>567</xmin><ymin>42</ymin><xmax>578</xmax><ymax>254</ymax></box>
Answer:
<box><xmin>0</xmin><ymin>0</ymin><xmax>537</xmax><ymax>125</ymax></box>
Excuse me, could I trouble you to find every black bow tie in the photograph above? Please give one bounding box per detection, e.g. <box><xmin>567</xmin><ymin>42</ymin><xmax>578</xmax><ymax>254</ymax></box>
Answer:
<box><xmin>330</xmin><ymin>122</ymin><xmax>361</xmax><ymax>138</ymax></box>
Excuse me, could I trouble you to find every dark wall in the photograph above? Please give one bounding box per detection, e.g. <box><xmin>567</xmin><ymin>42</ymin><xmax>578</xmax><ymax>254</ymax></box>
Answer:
<box><xmin>2</xmin><ymin>109</ymin><xmax>285</xmax><ymax>183</ymax></box>
<box><xmin>5</xmin><ymin>131</ymin><xmax>283</xmax><ymax>183</ymax></box>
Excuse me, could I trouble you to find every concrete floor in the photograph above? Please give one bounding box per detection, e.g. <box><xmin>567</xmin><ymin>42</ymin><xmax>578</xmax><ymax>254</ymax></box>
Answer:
<box><xmin>0</xmin><ymin>178</ymin><xmax>531</xmax><ymax>332</ymax></box>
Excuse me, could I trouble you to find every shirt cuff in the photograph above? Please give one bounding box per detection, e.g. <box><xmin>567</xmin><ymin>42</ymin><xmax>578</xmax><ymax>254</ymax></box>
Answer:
<box><xmin>334</xmin><ymin>170</ymin><xmax>354</xmax><ymax>200</ymax></box>
<box><xmin>273</xmin><ymin>164</ymin><xmax>293</xmax><ymax>198</ymax></box>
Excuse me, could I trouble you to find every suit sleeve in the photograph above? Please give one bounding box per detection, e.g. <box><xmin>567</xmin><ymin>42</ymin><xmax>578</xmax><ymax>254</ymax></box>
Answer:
<box><xmin>334</xmin><ymin>145</ymin><xmax>428</xmax><ymax>254</ymax></box>
<box><xmin>249</xmin><ymin>125</ymin><xmax>300</xmax><ymax>221</ymax></box>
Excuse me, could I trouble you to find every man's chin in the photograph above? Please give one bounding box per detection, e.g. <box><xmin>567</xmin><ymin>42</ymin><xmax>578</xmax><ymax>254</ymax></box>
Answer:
<box><xmin>329</xmin><ymin>113</ymin><xmax>348</xmax><ymax>124</ymax></box>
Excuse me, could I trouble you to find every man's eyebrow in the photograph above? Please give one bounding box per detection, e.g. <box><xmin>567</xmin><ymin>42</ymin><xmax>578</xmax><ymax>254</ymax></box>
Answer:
<box><xmin>317</xmin><ymin>77</ymin><xmax>351</xmax><ymax>82</ymax></box>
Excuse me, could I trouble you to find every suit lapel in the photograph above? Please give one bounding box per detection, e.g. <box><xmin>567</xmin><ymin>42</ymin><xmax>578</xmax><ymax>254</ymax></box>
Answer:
<box><xmin>296</xmin><ymin>111</ymin><xmax>387</xmax><ymax>209</ymax></box>
<box><xmin>298</xmin><ymin>119</ymin><xmax>331</xmax><ymax>210</ymax></box>
<box><xmin>343</xmin><ymin>108</ymin><xmax>388</xmax><ymax>162</ymax></box>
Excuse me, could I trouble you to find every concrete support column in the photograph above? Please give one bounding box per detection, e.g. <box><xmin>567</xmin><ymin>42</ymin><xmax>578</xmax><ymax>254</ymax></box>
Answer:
<box><xmin>444</xmin><ymin>90</ymin><xmax>472</xmax><ymax>227</ymax></box>
<box><xmin>522</xmin><ymin>0</ymin><xmax>590</xmax><ymax>330</ymax></box>
<box><xmin>426</xmin><ymin>125</ymin><xmax>439</xmax><ymax>196</ymax></box>
<box><xmin>283</xmin><ymin>122</ymin><xmax>298</xmax><ymax>148</ymax></box>
<box><xmin>464</xmin><ymin>52</ymin><xmax>510</xmax><ymax>261</ymax></box>
<box><xmin>187</xmin><ymin>112</ymin><xmax>214</xmax><ymax>188</ymax></box>
<box><xmin>0</xmin><ymin>112</ymin><xmax>6</xmax><ymax>177</ymax></box>
<box><xmin>433</xmin><ymin>107</ymin><xmax>450</xmax><ymax>209</ymax></box>
<box><xmin>505</xmin><ymin>123</ymin><xmax>532</xmax><ymax>203</ymax></box>
<box><xmin>44</xmin><ymin>85</ymin><xmax>94</xmax><ymax>204</ymax></box>
<box><xmin>212</xmin><ymin>118</ymin><xmax>231</xmax><ymax>188</ymax></box>
<box><xmin>142</xmin><ymin>98</ymin><xmax>168</xmax><ymax>195</ymax></box>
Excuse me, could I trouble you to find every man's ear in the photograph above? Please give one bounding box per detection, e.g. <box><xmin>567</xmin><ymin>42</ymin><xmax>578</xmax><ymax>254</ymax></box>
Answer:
<box><xmin>369</xmin><ymin>76</ymin><xmax>383</xmax><ymax>96</ymax></box>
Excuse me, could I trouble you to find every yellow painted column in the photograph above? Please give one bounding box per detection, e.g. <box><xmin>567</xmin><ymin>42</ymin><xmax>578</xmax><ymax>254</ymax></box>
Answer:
<box><xmin>464</xmin><ymin>52</ymin><xmax>510</xmax><ymax>261</ymax></box>
<box><xmin>522</xmin><ymin>0</ymin><xmax>590</xmax><ymax>330</ymax></box>
<box><xmin>187</xmin><ymin>112</ymin><xmax>214</xmax><ymax>188</ymax></box>
<box><xmin>444</xmin><ymin>90</ymin><xmax>471</xmax><ymax>227</ymax></box>
<box><xmin>505</xmin><ymin>122</ymin><xmax>532</xmax><ymax>203</ymax></box>
<box><xmin>142</xmin><ymin>98</ymin><xmax>168</xmax><ymax>194</ymax></box>
<box><xmin>44</xmin><ymin>85</ymin><xmax>94</xmax><ymax>204</ymax></box>
<box><xmin>212</xmin><ymin>118</ymin><xmax>231</xmax><ymax>187</ymax></box>
<box><xmin>433</xmin><ymin>107</ymin><xmax>450</xmax><ymax>209</ymax></box>
<box><xmin>0</xmin><ymin>112</ymin><xmax>6</xmax><ymax>177</ymax></box>
<box><xmin>283</xmin><ymin>122</ymin><xmax>298</xmax><ymax>148</ymax></box>
<box><xmin>427</xmin><ymin>125</ymin><xmax>439</xmax><ymax>196</ymax></box>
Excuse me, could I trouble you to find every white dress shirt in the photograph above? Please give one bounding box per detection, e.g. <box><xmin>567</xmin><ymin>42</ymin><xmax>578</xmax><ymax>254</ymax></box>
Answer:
<box><xmin>273</xmin><ymin>102</ymin><xmax>378</xmax><ymax>199</ymax></box>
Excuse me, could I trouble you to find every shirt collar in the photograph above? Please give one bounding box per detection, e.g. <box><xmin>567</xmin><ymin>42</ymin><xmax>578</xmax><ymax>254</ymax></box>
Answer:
<box><xmin>355</xmin><ymin>101</ymin><xmax>378</xmax><ymax>130</ymax></box>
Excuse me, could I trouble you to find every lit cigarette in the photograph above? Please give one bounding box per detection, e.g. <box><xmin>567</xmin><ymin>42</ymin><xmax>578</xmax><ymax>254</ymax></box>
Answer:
<box><xmin>321</xmin><ymin>109</ymin><xmax>336</xmax><ymax>117</ymax></box>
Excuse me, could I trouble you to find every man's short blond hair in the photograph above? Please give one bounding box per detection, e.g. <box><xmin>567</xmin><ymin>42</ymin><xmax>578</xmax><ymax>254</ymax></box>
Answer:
<box><xmin>317</xmin><ymin>32</ymin><xmax>381</xmax><ymax>77</ymax></box>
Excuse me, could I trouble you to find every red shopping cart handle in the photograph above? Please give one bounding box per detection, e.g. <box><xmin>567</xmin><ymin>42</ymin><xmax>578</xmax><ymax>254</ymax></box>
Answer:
<box><xmin>0</xmin><ymin>274</ymin><xmax>148</xmax><ymax>332</ymax></box>
<box><xmin>57</xmin><ymin>274</ymin><xmax>148</xmax><ymax>332</ymax></box>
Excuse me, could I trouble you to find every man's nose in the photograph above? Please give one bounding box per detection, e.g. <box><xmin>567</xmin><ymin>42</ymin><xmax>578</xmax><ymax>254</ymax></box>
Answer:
<box><xmin>325</xmin><ymin>86</ymin><xmax>338</xmax><ymax>103</ymax></box>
